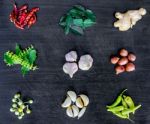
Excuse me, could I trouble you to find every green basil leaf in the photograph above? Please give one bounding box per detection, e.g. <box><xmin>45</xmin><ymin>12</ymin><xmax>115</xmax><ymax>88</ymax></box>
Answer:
<box><xmin>4</xmin><ymin>53</ymin><xmax>14</xmax><ymax>65</ymax></box>
<box><xmin>28</xmin><ymin>50</ymin><xmax>37</xmax><ymax>64</ymax></box>
<box><xmin>21</xmin><ymin>66</ymin><xmax>29</xmax><ymax>76</ymax></box>
<box><xmin>73</xmin><ymin>19</ymin><xmax>83</xmax><ymax>27</ymax></box>
<box><xmin>74</xmin><ymin>5</ymin><xmax>85</xmax><ymax>12</ymax></box>
<box><xmin>64</xmin><ymin>15</ymin><xmax>73</xmax><ymax>35</ymax></box>
<box><xmin>59</xmin><ymin>22</ymin><xmax>66</xmax><ymax>27</ymax></box>
<box><xmin>86</xmin><ymin>9</ymin><xmax>96</xmax><ymax>22</ymax></box>
<box><xmin>60</xmin><ymin>16</ymin><xmax>66</xmax><ymax>22</ymax></box>
<box><xmin>70</xmin><ymin>25</ymin><xmax>84</xmax><ymax>35</ymax></box>
<box><xmin>84</xmin><ymin>19</ymin><xmax>95</xmax><ymax>28</ymax></box>
<box><xmin>15</xmin><ymin>44</ymin><xmax>22</xmax><ymax>55</ymax></box>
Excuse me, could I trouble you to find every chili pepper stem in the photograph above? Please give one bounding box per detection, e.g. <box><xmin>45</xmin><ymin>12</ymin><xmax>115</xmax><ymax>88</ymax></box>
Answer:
<box><xmin>128</xmin><ymin>117</ymin><xmax>135</xmax><ymax>123</ymax></box>
<box><xmin>121</xmin><ymin>89</ymin><xmax>128</xmax><ymax>96</ymax></box>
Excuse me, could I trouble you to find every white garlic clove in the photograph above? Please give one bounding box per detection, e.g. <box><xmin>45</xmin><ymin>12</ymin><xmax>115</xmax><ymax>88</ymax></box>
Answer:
<box><xmin>67</xmin><ymin>91</ymin><xmax>77</xmax><ymax>102</ymax></box>
<box><xmin>78</xmin><ymin>107</ymin><xmax>87</xmax><ymax>119</ymax></box>
<box><xmin>61</xmin><ymin>96</ymin><xmax>72</xmax><ymax>108</ymax></box>
<box><xmin>66</xmin><ymin>106</ymin><xmax>74</xmax><ymax>118</ymax></box>
<box><xmin>76</xmin><ymin>97</ymin><xmax>84</xmax><ymax>108</ymax></box>
<box><xmin>79</xmin><ymin>94</ymin><xmax>89</xmax><ymax>106</ymax></box>
<box><xmin>63</xmin><ymin>62</ymin><xmax>78</xmax><ymax>78</ymax></box>
<box><xmin>65</xmin><ymin>51</ymin><xmax>78</xmax><ymax>62</ymax></box>
<box><xmin>78</xmin><ymin>55</ymin><xmax>93</xmax><ymax>71</ymax></box>
<box><xmin>72</xmin><ymin>105</ymin><xmax>79</xmax><ymax>117</ymax></box>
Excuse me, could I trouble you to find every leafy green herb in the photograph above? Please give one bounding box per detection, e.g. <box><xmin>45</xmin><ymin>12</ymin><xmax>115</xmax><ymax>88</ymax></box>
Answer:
<box><xmin>59</xmin><ymin>5</ymin><xmax>96</xmax><ymax>35</ymax></box>
<box><xmin>4</xmin><ymin>44</ymin><xmax>38</xmax><ymax>76</ymax></box>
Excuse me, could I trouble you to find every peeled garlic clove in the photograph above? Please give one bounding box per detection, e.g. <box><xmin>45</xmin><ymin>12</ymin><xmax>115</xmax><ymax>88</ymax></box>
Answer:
<box><xmin>72</xmin><ymin>105</ymin><xmax>79</xmax><ymax>117</ymax></box>
<box><xmin>78</xmin><ymin>107</ymin><xmax>86</xmax><ymax>119</ymax></box>
<box><xmin>67</xmin><ymin>91</ymin><xmax>77</xmax><ymax>102</ymax></box>
<box><xmin>63</xmin><ymin>62</ymin><xmax>78</xmax><ymax>78</ymax></box>
<box><xmin>78</xmin><ymin>55</ymin><xmax>93</xmax><ymax>71</ymax></box>
<box><xmin>76</xmin><ymin>97</ymin><xmax>84</xmax><ymax>108</ymax></box>
<box><xmin>65</xmin><ymin>51</ymin><xmax>77</xmax><ymax>62</ymax></box>
<box><xmin>61</xmin><ymin>96</ymin><xmax>72</xmax><ymax>108</ymax></box>
<box><xmin>66</xmin><ymin>106</ymin><xmax>74</xmax><ymax>117</ymax></box>
<box><xmin>79</xmin><ymin>94</ymin><xmax>89</xmax><ymax>106</ymax></box>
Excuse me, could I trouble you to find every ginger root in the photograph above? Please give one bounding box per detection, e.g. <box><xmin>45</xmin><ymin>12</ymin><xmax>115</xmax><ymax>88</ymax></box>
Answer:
<box><xmin>114</xmin><ymin>8</ymin><xmax>146</xmax><ymax>31</ymax></box>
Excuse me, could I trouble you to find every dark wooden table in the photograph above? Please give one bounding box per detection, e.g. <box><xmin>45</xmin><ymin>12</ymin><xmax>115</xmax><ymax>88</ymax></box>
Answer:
<box><xmin>0</xmin><ymin>0</ymin><xmax>150</xmax><ymax>124</ymax></box>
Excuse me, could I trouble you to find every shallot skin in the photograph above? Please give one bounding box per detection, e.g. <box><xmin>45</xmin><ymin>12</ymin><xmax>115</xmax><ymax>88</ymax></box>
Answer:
<box><xmin>126</xmin><ymin>63</ymin><xmax>135</xmax><ymax>72</ymax></box>
<box><xmin>111</xmin><ymin>57</ymin><xmax>120</xmax><ymax>64</ymax></box>
<box><xmin>119</xmin><ymin>49</ymin><xmax>128</xmax><ymax>57</ymax></box>
<box><xmin>115</xmin><ymin>65</ymin><xmax>125</xmax><ymax>75</ymax></box>
<box><xmin>128</xmin><ymin>53</ymin><xmax>136</xmax><ymax>62</ymax></box>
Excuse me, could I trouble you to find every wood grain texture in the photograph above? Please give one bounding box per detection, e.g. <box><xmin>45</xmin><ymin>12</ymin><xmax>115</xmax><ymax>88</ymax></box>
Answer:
<box><xmin>0</xmin><ymin>0</ymin><xmax>150</xmax><ymax>124</ymax></box>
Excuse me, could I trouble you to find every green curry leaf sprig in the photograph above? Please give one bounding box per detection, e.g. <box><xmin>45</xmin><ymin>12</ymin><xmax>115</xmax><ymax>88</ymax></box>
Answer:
<box><xmin>59</xmin><ymin>5</ymin><xmax>96</xmax><ymax>35</ymax></box>
<box><xmin>4</xmin><ymin>44</ymin><xmax>38</xmax><ymax>76</ymax></box>
<box><xmin>106</xmin><ymin>89</ymin><xmax>141</xmax><ymax>122</ymax></box>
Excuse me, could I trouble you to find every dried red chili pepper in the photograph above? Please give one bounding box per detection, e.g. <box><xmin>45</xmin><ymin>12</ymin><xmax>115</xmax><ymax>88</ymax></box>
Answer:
<box><xmin>28</xmin><ymin>14</ymin><xmax>37</xmax><ymax>28</ymax></box>
<box><xmin>9</xmin><ymin>2</ymin><xmax>39</xmax><ymax>29</ymax></box>
<box><xmin>22</xmin><ymin>7</ymin><xmax>39</xmax><ymax>26</ymax></box>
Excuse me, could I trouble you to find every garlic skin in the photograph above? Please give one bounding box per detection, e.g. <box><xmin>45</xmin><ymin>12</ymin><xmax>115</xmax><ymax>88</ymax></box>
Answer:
<box><xmin>63</xmin><ymin>62</ymin><xmax>78</xmax><ymax>78</ymax></box>
<box><xmin>114</xmin><ymin>8</ymin><xmax>146</xmax><ymax>31</ymax></box>
<box><xmin>78</xmin><ymin>55</ymin><xmax>93</xmax><ymax>71</ymax></box>
<box><xmin>65</xmin><ymin>51</ymin><xmax>77</xmax><ymax>62</ymax></box>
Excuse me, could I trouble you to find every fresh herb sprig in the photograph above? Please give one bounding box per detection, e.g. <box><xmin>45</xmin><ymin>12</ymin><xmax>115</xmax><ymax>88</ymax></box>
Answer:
<box><xmin>4</xmin><ymin>44</ymin><xmax>38</xmax><ymax>76</ymax></box>
<box><xmin>59</xmin><ymin>5</ymin><xmax>96</xmax><ymax>35</ymax></box>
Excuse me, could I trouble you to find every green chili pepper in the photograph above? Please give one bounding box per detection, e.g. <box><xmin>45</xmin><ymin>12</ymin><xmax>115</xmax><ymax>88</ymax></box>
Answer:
<box><xmin>107</xmin><ymin>106</ymin><xmax>124</xmax><ymax>112</ymax></box>
<box><xmin>124</xmin><ymin>96</ymin><xmax>135</xmax><ymax>108</ymax></box>
<box><xmin>114</xmin><ymin>112</ymin><xmax>128</xmax><ymax>119</ymax></box>
<box><xmin>122</xmin><ymin>104</ymin><xmax>141</xmax><ymax>115</ymax></box>
<box><xmin>107</xmin><ymin>89</ymin><xmax>127</xmax><ymax>108</ymax></box>
<box><xmin>122</xmin><ymin>98</ymin><xmax>128</xmax><ymax>108</ymax></box>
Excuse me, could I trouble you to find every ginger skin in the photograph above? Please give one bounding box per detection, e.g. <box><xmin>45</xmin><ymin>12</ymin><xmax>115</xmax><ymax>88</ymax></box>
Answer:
<box><xmin>114</xmin><ymin>8</ymin><xmax>146</xmax><ymax>31</ymax></box>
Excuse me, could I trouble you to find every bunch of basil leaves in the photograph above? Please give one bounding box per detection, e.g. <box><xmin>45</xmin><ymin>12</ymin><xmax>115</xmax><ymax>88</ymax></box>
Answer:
<box><xmin>59</xmin><ymin>5</ymin><xmax>96</xmax><ymax>35</ymax></box>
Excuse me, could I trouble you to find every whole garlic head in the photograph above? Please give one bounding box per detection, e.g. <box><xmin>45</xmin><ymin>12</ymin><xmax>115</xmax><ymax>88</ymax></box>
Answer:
<box><xmin>63</xmin><ymin>62</ymin><xmax>78</xmax><ymax>78</ymax></box>
<box><xmin>78</xmin><ymin>55</ymin><xmax>93</xmax><ymax>70</ymax></box>
<box><xmin>65</xmin><ymin>51</ymin><xmax>77</xmax><ymax>62</ymax></box>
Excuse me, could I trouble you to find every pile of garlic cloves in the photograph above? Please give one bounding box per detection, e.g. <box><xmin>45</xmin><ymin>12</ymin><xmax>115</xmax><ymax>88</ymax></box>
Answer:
<box><xmin>63</xmin><ymin>51</ymin><xmax>93</xmax><ymax>78</ymax></box>
<box><xmin>61</xmin><ymin>91</ymin><xmax>89</xmax><ymax>119</ymax></box>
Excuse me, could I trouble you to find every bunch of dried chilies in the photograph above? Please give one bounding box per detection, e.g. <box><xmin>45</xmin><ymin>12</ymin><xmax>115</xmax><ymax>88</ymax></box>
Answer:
<box><xmin>106</xmin><ymin>89</ymin><xmax>141</xmax><ymax>122</ymax></box>
<box><xmin>10</xmin><ymin>1</ymin><xmax>39</xmax><ymax>29</ymax></box>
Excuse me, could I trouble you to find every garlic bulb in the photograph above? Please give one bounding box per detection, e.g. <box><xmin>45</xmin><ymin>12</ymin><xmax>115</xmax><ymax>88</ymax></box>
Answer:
<box><xmin>63</xmin><ymin>62</ymin><xmax>78</xmax><ymax>78</ymax></box>
<box><xmin>65</xmin><ymin>51</ymin><xmax>77</xmax><ymax>62</ymax></box>
<box><xmin>78</xmin><ymin>55</ymin><xmax>93</xmax><ymax>70</ymax></box>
